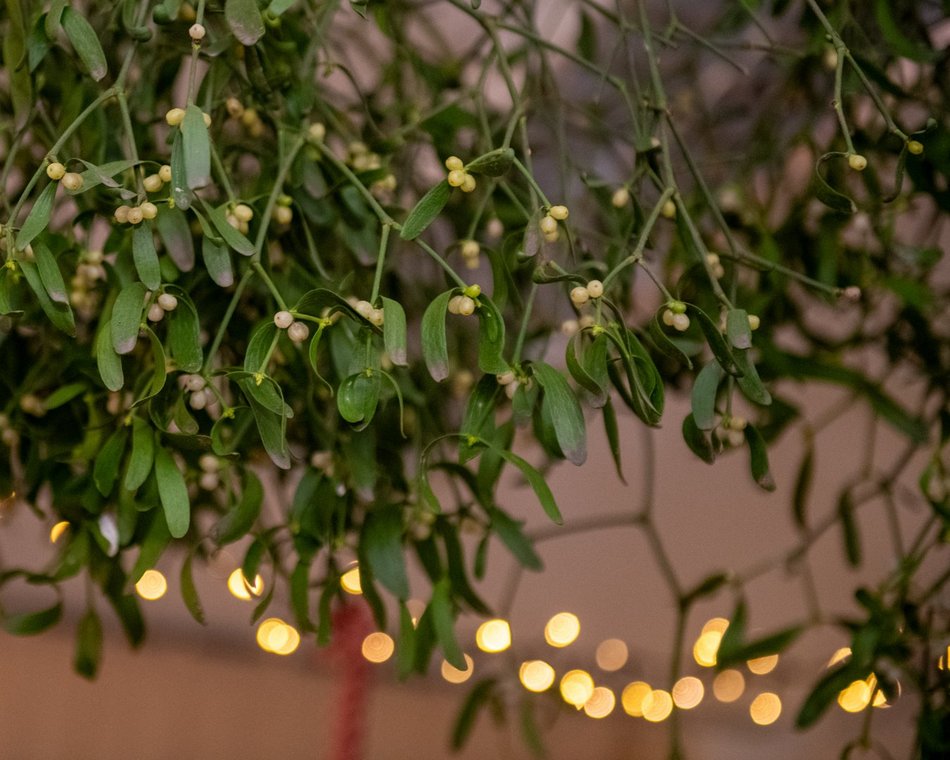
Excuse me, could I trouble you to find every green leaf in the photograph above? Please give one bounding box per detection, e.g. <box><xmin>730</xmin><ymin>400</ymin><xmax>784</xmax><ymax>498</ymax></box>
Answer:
<box><xmin>792</xmin><ymin>439</ymin><xmax>814</xmax><ymax>530</ymax></box>
<box><xmin>648</xmin><ymin>313</ymin><xmax>693</xmax><ymax>369</ymax></box>
<box><xmin>873</xmin><ymin>0</ymin><xmax>937</xmax><ymax>62</ymax></box>
<box><xmin>128</xmin><ymin>512</ymin><xmax>172</xmax><ymax>586</ymax></box>
<box><xmin>4</xmin><ymin>0</ymin><xmax>31</xmax><ymax>130</ymax></box>
<box><xmin>685</xmin><ymin>303</ymin><xmax>739</xmax><ymax>375</ymax></box>
<box><xmin>201</xmin><ymin>237</ymin><xmax>233</xmax><ymax>287</ymax></box>
<box><xmin>735</xmin><ymin>349</ymin><xmax>772</xmax><ymax>406</ymax></box>
<box><xmin>154</xmin><ymin>445</ymin><xmax>190</xmax><ymax>538</ymax></box>
<box><xmin>94</xmin><ymin>427</ymin><xmax>128</xmax><ymax>497</ymax></box>
<box><xmin>431</xmin><ymin>577</ymin><xmax>465</xmax><ymax>668</ymax></box>
<box><xmin>208</xmin><ymin>204</ymin><xmax>256</xmax><ymax>256</ymax></box>
<box><xmin>566</xmin><ymin>332</ymin><xmax>606</xmax><ymax>405</ymax></box>
<box><xmin>488</xmin><ymin>507</ymin><xmax>542</xmax><ymax>570</ymax></box>
<box><xmin>170</xmin><ymin>131</ymin><xmax>190</xmax><ymax>209</ymax></box>
<box><xmin>337</xmin><ymin>371</ymin><xmax>381</xmax><ymax>425</ymax></box>
<box><xmin>180</xmin><ymin>552</ymin><xmax>206</xmax><ymax>624</ymax></box>
<box><xmin>19</xmin><ymin>260</ymin><xmax>75</xmax><ymax>335</ymax></box>
<box><xmin>451</xmin><ymin>679</ymin><xmax>497</xmax><ymax>750</ymax></box>
<box><xmin>602</xmin><ymin>399</ymin><xmax>624</xmax><ymax>482</ymax></box>
<box><xmin>244</xmin><ymin>386</ymin><xmax>291</xmax><ymax>469</ymax></box>
<box><xmin>3</xmin><ymin>598</ymin><xmax>63</xmax><ymax>635</ymax></box>
<box><xmin>213</xmin><ymin>470</ymin><xmax>263</xmax><ymax>545</ymax></box>
<box><xmin>61</xmin><ymin>7</ymin><xmax>107</xmax><ymax>80</ymax></box>
<box><xmin>813</xmin><ymin>153</ymin><xmax>857</xmax><ymax>214</ymax></box>
<box><xmin>112</xmin><ymin>282</ymin><xmax>148</xmax><ymax>355</ymax></box>
<box><xmin>72</xmin><ymin>159</ymin><xmax>139</xmax><ymax>193</ymax></box>
<box><xmin>44</xmin><ymin>382</ymin><xmax>86</xmax><ymax>410</ymax></box>
<box><xmin>396</xmin><ymin>601</ymin><xmax>417</xmax><ymax>678</ymax></box>
<box><xmin>155</xmin><ymin>206</ymin><xmax>195</xmax><ymax>272</ymax></box>
<box><xmin>73</xmin><ymin>607</ymin><xmax>103</xmax><ymax>679</ymax></box>
<box><xmin>744</xmin><ymin>424</ymin><xmax>776</xmax><ymax>491</ymax></box>
<box><xmin>797</xmin><ymin>662</ymin><xmax>861</xmax><ymax>728</ymax></box>
<box><xmin>682</xmin><ymin>413</ymin><xmax>715</xmax><ymax>464</ymax></box>
<box><xmin>125</xmin><ymin>417</ymin><xmax>155</xmax><ymax>491</ymax></box>
<box><xmin>400</xmin><ymin>180</ymin><xmax>451</xmax><ymax>240</ymax></box>
<box><xmin>460</xmin><ymin>375</ymin><xmax>499</xmax><ymax>464</ymax></box>
<box><xmin>381</xmin><ymin>296</ymin><xmax>408</xmax><ymax>366</ymax></box>
<box><xmin>725</xmin><ymin>309</ymin><xmax>752</xmax><ymax>350</ymax></box>
<box><xmin>290</xmin><ymin>560</ymin><xmax>313</xmax><ymax>631</ymax></box>
<box><xmin>33</xmin><ymin>242</ymin><xmax>67</xmax><ymax>304</ymax></box>
<box><xmin>495</xmin><ymin>447</ymin><xmax>562</xmax><ymax>524</ymax></box>
<box><xmin>476</xmin><ymin>295</ymin><xmax>508</xmax><ymax>375</ymax></box>
<box><xmin>226</xmin><ymin>0</ymin><xmax>266</xmax><ymax>45</ymax></box>
<box><xmin>691</xmin><ymin>361</ymin><xmax>724</xmax><ymax>431</ymax></box>
<box><xmin>166</xmin><ymin>296</ymin><xmax>203</xmax><ymax>372</ymax></box>
<box><xmin>421</xmin><ymin>289</ymin><xmax>453</xmax><ymax>381</ymax></box>
<box><xmin>837</xmin><ymin>489</ymin><xmax>862</xmax><ymax>567</ymax></box>
<box><xmin>96</xmin><ymin>322</ymin><xmax>124</xmax><ymax>391</ymax></box>
<box><xmin>132</xmin><ymin>223</ymin><xmax>161</xmax><ymax>289</ymax></box>
<box><xmin>465</xmin><ymin>148</ymin><xmax>515</xmax><ymax>177</ymax></box>
<box><xmin>531</xmin><ymin>362</ymin><xmax>586</xmax><ymax>465</ymax></box>
<box><xmin>182</xmin><ymin>104</ymin><xmax>211</xmax><ymax>190</ymax></box>
<box><xmin>682</xmin><ymin>573</ymin><xmax>730</xmax><ymax>606</ymax></box>
<box><xmin>361</xmin><ymin>505</ymin><xmax>409</xmax><ymax>599</ymax></box>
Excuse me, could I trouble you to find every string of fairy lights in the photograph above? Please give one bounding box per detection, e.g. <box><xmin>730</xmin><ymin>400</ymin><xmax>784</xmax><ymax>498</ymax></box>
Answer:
<box><xmin>47</xmin><ymin>523</ymin><xmax>943</xmax><ymax>722</ymax></box>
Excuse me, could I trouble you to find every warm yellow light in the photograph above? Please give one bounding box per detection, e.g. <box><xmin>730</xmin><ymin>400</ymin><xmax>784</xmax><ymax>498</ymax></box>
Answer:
<box><xmin>838</xmin><ymin>674</ymin><xmax>893</xmax><ymax>712</ymax></box>
<box><xmin>559</xmin><ymin>670</ymin><xmax>595</xmax><ymax>707</ymax></box>
<box><xmin>476</xmin><ymin>619</ymin><xmax>511</xmax><ymax>653</ymax></box>
<box><xmin>595</xmin><ymin>639</ymin><xmax>628</xmax><ymax>671</ymax></box>
<box><xmin>340</xmin><ymin>565</ymin><xmax>362</xmax><ymax>595</ymax></box>
<box><xmin>442</xmin><ymin>654</ymin><xmax>474</xmax><ymax>684</ymax></box>
<box><xmin>622</xmin><ymin>681</ymin><xmax>652</xmax><ymax>717</ymax></box>
<box><xmin>227</xmin><ymin>568</ymin><xmax>264</xmax><ymax>600</ymax></box>
<box><xmin>642</xmin><ymin>689</ymin><xmax>674</xmax><ymax>723</ymax></box>
<box><xmin>747</xmin><ymin>654</ymin><xmax>779</xmax><ymax>675</ymax></box>
<box><xmin>135</xmin><ymin>569</ymin><xmax>168</xmax><ymax>601</ymax></box>
<box><xmin>49</xmin><ymin>521</ymin><xmax>70</xmax><ymax>543</ymax></box>
<box><xmin>693</xmin><ymin>631</ymin><xmax>723</xmax><ymax>667</ymax></box>
<box><xmin>702</xmin><ymin>617</ymin><xmax>729</xmax><ymax>635</ymax></box>
<box><xmin>544</xmin><ymin>612</ymin><xmax>580</xmax><ymax>648</ymax></box>
<box><xmin>256</xmin><ymin>618</ymin><xmax>300</xmax><ymax>655</ymax></box>
<box><xmin>713</xmin><ymin>669</ymin><xmax>745</xmax><ymax>703</ymax></box>
<box><xmin>361</xmin><ymin>632</ymin><xmax>395</xmax><ymax>663</ymax></box>
<box><xmin>520</xmin><ymin>660</ymin><xmax>556</xmax><ymax>693</ymax></box>
<box><xmin>750</xmin><ymin>692</ymin><xmax>782</xmax><ymax>725</ymax></box>
<box><xmin>583</xmin><ymin>686</ymin><xmax>616</xmax><ymax>719</ymax></box>
<box><xmin>938</xmin><ymin>646</ymin><xmax>949</xmax><ymax>670</ymax></box>
<box><xmin>672</xmin><ymin>676</ymin><xmax>704</xmax><ymax>709</ymax></box>
<box><xmin>828</xmin><ymin>647</ymin><xmax>851</xmax><ymax>667</ymax></box>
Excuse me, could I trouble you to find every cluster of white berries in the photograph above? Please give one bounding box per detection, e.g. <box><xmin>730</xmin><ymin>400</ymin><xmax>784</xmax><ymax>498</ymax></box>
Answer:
<box><xmin>165</xmin><ymin>108</ymin><xmax>212</xmax><ymax>129</ymax></box>
<box><xmin>460</xmin><ymin>240</ymin><xmax>480</xmax><ymax>270</ymax></box>
<box><xmin>225</xmin><ymin>203</ymin><xmax>254</xmax><ymax>235</ymax></box>
<box><xmin>198</xmin><ymin>453</ymin><xmax>220</xmax><ymax>491</ymax></box>
<box><xmin>719</xmin><ymin>415</ymin><xmax>747</xmax><ymax>448</ymax></box>
<box><xmin>496</xmin><ymin>368</ymin><xmax>528</xmax><ymax>400</ymax></box>
<box><xmin>445</xmin><ymin>156</ymin><xmax>476</xmax><ymax>193</ymax></box>
<box><xmin>539</xmin><ymin>205</ymin><xmax>569</xmax><ymax>243</ymax></box>
<box><xmin>662</xmin><ymin>301</ymin><xmax>690</xmax><ymax>332</ymax></box>
<box><xmin>272</xmin><ymin>310</ymin><xmax>311</xmax><ymax>343</ymax></box>
<box><xmin>147</xmin><ymin>292</ymin><xmax>179</xmax><ymax>323</ymax></box>
<box><xmin>560</xmin><ymin>314</ymin><xmax>596</xmax><ymax>336</ymax></box>
<box><xmin>179</xmin><ymin>373</ymin><xmax>217</xmax><ymax>412</ymax></box>
<box><xmin>350</xmin><ymin>299</ymin><xmax>385</xmax><ymax>327</ymax></box>
<box><xmin>70</xmin><ymin>249</ymin><xmax>106</xmax><ymax>318</ymax></box>
<box><xmin>115</xmin><ymin>164</ymin><xmax>171</xmax><ymax>224</ymax></box>
<box><xmin>707</xmin><ymin>252</ymin><xmax>725</xmax><ymax>279</ymax></box>
<box><xmin>273</xmin><ymin>194</ymin><xmax>293</xmax><ymax>225</ymax></box>
<box><xmin>225</xmin><ymin>97</ymin><xmax>266</xmax><ymax>138</ymax></box>
<box><xmin>447</xmin><ymin>285</ymin><xmax>481</xmax><ymax>317</ymax></box>
<box><xmin>569</xmin><ymin>279</ymin><xmax>604</xmax><ymax>307</ymax></box>
<box><xmin>348</xmin><ymin>141</ymin><xmax>383</xmax><ymax>172</ymax></box>
<box><xmin>309</xmin><ymin>450</ymin><xmax>334</xmax><ymax>474</ymax></box>
<box><xmin>46</xmin><ymin>161</ymin><xmax>84</xmax><ymax>192</ymax></box>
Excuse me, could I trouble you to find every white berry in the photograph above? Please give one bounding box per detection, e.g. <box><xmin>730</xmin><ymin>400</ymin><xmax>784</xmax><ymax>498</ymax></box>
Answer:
<box><xmin>274</xmin><ymin>310</ymin><xmax>294</xmax><ymax>329</ymax></box>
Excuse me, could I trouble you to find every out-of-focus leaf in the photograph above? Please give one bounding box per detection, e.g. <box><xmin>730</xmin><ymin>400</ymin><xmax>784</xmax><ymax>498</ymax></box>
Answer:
<box><xmin>792</xmin><ymin>437</ymin><xmax>814</xmax><ymax>529</ymax></box>
<box><xmin>73</xmin><ymin>607</ymin><xmax>103</xmax><ymax>679</ymax></box>
<box><xmin>495</xmin><ymin>447</ymin><xmax>562</xmax><ymax>524</ymax></box>
<box><xmin>401</xmin><ymin>180</ymin><xmax>450</xmax><ymax>240</ymax></box>
<box><xmin>180</xmin><ymin>552</ymin><xmax>206</xmax><ymax>624</ymax></box>
<box><xmin>691</xmin><ymin>361</ymin><xmax>724</xmax><ymax>431</ymax></box>
<box><xmin>744</xmin><ymin>424</ymin><xmax>776</xmax><ymax>491</ymax></box>
<box><xmin>213</xmin><ymin>470</ymin><xmax>263</xmax><ymax>545</ymax></box>
<box><xmin>154</xmin><ymin>445</ymin><xmax>190</xmax><ymax>538</ymax></box>
<box><xmin>531</xmin><ymin>362</ymin><xmax>586</xmax><ymax>465</ymax></box>
<box><xmin>838</xmin><ymin>489</ymin><xmax>862</xmax><ymax>566</ymax></box>
<box><xmin>61</xmin><ymin>7</ymin><xmax>107</xmax><ymax>80</ymax></box>
<box><xmin>226</xmin><ymin>0</ymin><xmax>266</xmax><ymax>45</ymax></box>
<box><xmin>466</xmin><ymin>148</ymin><xmax>514</xmax><ymax>177</ymax></box>
<box><xmin>94</xmin><ymin>427</ymin><xmax>128</xmax><ymax>497</ymax></box>
<box><xmin>451</xmin><ymin>679</ymin><xmax>498</xmax><ymax>750</ymax></box>
<box><xmin>112</xmin><ymin>282</ymin><xmax>148</xmax><ymax>355</ymax></box>
<box><xmin>361</xmin><ymin>505</ymin><xmax>409</xmax><ymax>599</ymax></box>
<box><xmin>488</xmin><ymin>507</ymin><xmax>542</xmax><ymax>570</ymax></box>
<box><xmin>431</xmin><ymin>576</ymin><xmax>465</xmax><ymax>669</ymax></box>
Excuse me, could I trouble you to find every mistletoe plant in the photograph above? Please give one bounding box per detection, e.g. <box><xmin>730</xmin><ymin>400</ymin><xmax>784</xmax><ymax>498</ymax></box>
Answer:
<box><xmin>0</xmin><ymin>0</ymin><xmax>948</xmax><ymax>757</ymax></box>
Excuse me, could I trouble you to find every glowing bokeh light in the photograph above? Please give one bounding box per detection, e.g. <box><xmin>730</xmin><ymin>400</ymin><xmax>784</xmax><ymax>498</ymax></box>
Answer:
<box><xmin>559</xmin><ymin>670</ymin><xmax>595</xmax><ymax>707</ymax></box>
<box><xmin>672</xmin><ymin>676</ymin><xmax>704</xmax><ymax>709</ymax></box>
<box><xmin>595</xmin><ymin>639</ymin><xmax>628</xmax><ymax>671</ymax></box>
<box><xmin>702</xmin><ymin>617</ymin><xmax>729</xmax><ymax>635</ymax></box>
<box><xmin>442</xmin><ymin>654</ymin><xmax>474</xmax><ymax>684</ymax></box>
<box><xmin>135</xmin><ymin>569</ymin><xmax>167</xmax><ymax>601</ymax></box>
<box><xmin>747</xmin><ymin>654</ymin><xmax>779</xmax><ymax>675</ymax></box>
<box><xmin>622</xmin><ymin>681</ymin><xmax>652</xmax><ymax>717</ymax></box>
<box><xmin>227</xmin><ymin>568</ymin><xmax>264</xmax><ymax>600</ymax></box>
<box><xmin>583</xmin><ymin>686</ymin><xmax>616</xmax><ymax>719</ymax></box>
<box><xmin>750</xmin><ymin>692</ymin><xmax>782</xmax><ymax>725</ymax></box>
<box><xmin>340</xmin><ymin>565</ymin><xmax>363</xmax><ymax>595</ymax></box>
<box><xmin>642</xmin><ymin>689</ymin><xmax>674</xmax><ymax>722</ymax></box>
<box><xmin>520</xmin><ymin>660</ymin><xmax>556</xmax><ymax>693</ymax></box>
<box><xmin>49</xmin><ymin>521</ymin><xmax>69</xmax><ymax>543</ymax></box>
<box><xmin>828</xmin><ymin>647</ymin><xmax>852</xmax><ymax>667</ymax></box>
<box><xmin>361</xmin><ymin>632</ymin><xmax>394</xmax><ymax>663</ymax></box>
<box><xmin>544</xmin><ymin>612</ymin><xmax>580</xmax><ymax>648</ymax></box>
<box><xmin>713</xmin><ymin>669</ymin><xmax>745</xmax><ymax>703</ymax></box>
<box><xmin>693</xmin><ymin>631</ymin><xmax>723</xmax><ymax>667</ymax></box>
<box><xmin>256</xmin><ymin>618</ymin><xmax>300</xmax><ymax>655</ymax></box>
<box><xmin>476</xmin><ymin>619</ymin><xmax>511</xmax><ymax>653</ymax></box>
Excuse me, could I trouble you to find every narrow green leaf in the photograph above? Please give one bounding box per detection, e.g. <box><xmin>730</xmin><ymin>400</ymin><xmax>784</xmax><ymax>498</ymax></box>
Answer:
<box><xmin>244</xmin><ymin>386</ymin><xmax>291</xmax><ymax>469</ymax></box>
<box><xmin>96</xmin><ymin>322</ymin><xmax>123</xmax><ymax>391</ymax></box>
<box><xmin>94</xmin><ymin>427</ymin><xmax>128</xmax><ymax>497</ymax></box>
<box><xmin>337</xmin><ymin>371</ymin><xmax>381</xmax><ymax>425</ymax></box>
<box><xmin>451</xmin><ymin>679</ymin><xmax>497</xmax><ymax>750</ymax></box>
<box><xmin>128</xmin><ymin>512</ymin><xmax>172</xmax><ymax>586</ymax></box>
<box><xmin>154</xmin><ymin>445</ymin><xmax>190</xmax><ymax>538</ymax></box>
<box><xmin>155</xmin><ymin>206</ymin><xmax>195</xmax><ymax>272</ymax></box>
<box><xmin>682</xmin><ymin>573</ymin><xmax>730</xmax><ymax>606</ymax></box>
<box><xmin>73</xmin><ymin>607</ymin><xmax>103</xmax><ymax>679</ymax></box>
<box><xmin>682</xmin><ymin>413</ymin><xmax>715</xmax><ymax>464</ymax></box>
<box><xmin>465</xmin><ymin>148</ymin><xmax>515</xmax><ymax>177</ymax></box>
<box><xmin>16</xmin><ymin>183</ymin><xmax>56</xmax><ymax>252</ymax></box>
<box><xmin>166</xmin><ymin>296</ymin><xmax>203</xmax><ymax>372</ymax></box>
<box><xmin>735</xmin><ymin>349</ymin><xmax>772</xmax><ymax>406</ymax></box>
<box><xmin>460</xmin><ymin>375</ymin><xmax>499</xmax><ymax>464</ymax></box>
<box><xmin>226</xmin><ymin>0</ymin><xmax>266</xmax><ymax>45</ymax></box>
<box><xmin>19</xmin><ymin>260</ymin><xmax>74</xmax><ymax>334</ymax></box>
<box><xmin>792</xmin><ymin>439</ymin><xmax>814</xmax><ymax>530</ymax></box>
<box><xmin>531</xmin><ymin>361</ymin><xmax>586</xmax><ymax>465</ymax></box>
<box><xmin>797</xmin><ymin>662</ymin><xmax>861</xmax><ymax>728</ymax></box>
<box><xmin>396</xmin><ymin>602</ymin><xmax>417</xmax><ymax>678</ymax></box>
<box><xmin>33</xmin><ymin>242</ymin><xmax>67</xmax><ymax>304</ymax></box>
<box><xmin>744</xmin><ymin>424</ymin><xmax>776</xmax><ymax>491</ymax></box>
<box><xmin>180</xmin><ymin>552</ymin><xmax>206</xmax><ymax>624</ymax></box>
<box><xmin>488</xmin><ymin>507</ymin><xmax>542</xmax><ymax>570</ymax></box>
<box><xmin>182</xmin><ymin>104</ymin><xmax>211</xmax><ymax>190</ymax></box>
<box><xmin>44</xmin><ymin>382</ymin><xmax>86</xmax><ymax>410</ymax></box>
<box><xmin>207</xmin><ymin>204</ymin><xmax>255</xmax><ymax>256</ymax></box>
<box><xmin>685</xmin><ymin>303</ymin><xmax>739</xmax><ymax>375</ymax></box>
<box><xmin>421</xmin><ymin>290</ymin><xmax>453</xmax><ymax>381</ymax></box>
<box><xmin>566</xmin><ymin>332</ymin><xmax>606</xmax><ymax>405</ymax></box>
<box><xmin>838</xmin><ymin>489</ymin><xmax>862</xmax><ymax>567</ymax></box>
<box><xmin>648</xmin><ymin>313</ymin><xmax>693</xmax><ymax>369</ymax></box>
<box><xmin>813</xmin><ymin>153</ymin><xmax>857</xmax><ymax>214</ymax></box>
<box><xmin>213</xmin><ymin>470</ymin><xmax>263</xmax><ymax>545</ymax></box>
<box><xmin>112</xmin><ymin>282</ymin><xmax>147</xmax><ymax>355</ymax></box>
<box><xmin>132</xmin><ymin>223</ymin><xmax>161</xmax><ymax>289</ymax></box>
<box><xmin>381</xmin><ymin>296</ymin><xmax>408</xmax><ymax>366</ymax></box>
<box><xmin>400</xmin><ymin>180</ymin><xmax>451</xmax><ymax>240</ymax></box>
<box><xmin>431</xmin><ymin>577</ymin><xmax>465</xmax><ymax>668</ymax></box>
<box><xmin>201</xmin><ymin>237</ymin><xmax>233</xmax><ymax>287</ymax></box>
<box><xmin>476</xmin><ymin>295</ymin><xmax>508</xmax><ymax>375</ymax></box>
<box><xmin>125</xmin><ymin>417</ymin><xmax>155</xmax><ymax>491</ymax></box>
<box><xmin>361</xmin><ymin>505</ymin><xmax>409</xmax><ymax>599</ymax></box>
<box><xmin>72</xmin><ymin>159</ymin><xmax>139</xmax><ymax>193</ymax></box>
<box><xmin>290</xmin><ymin>560</ymin><xmax>312</xmax><ymax>631</ymax></box>
<box><xmin>496</xmin><ymin>447</ymin><xmax>562</xmax><ymax>524</ymax></box>
<box><xmin>725</xmin><ymin>309</ymin><xmax>752</xmax><ymax>350</ymax></box>
<box><xmin>3</xmin><ymin>598</ymin><xmax>63</xmax><ymax>635</ymax></box>
<box><xmin>691</xmin><ymin>361</ymin><xmax>724</xmax><ymax>431</ymax></box>
<box><xmin>62</xmin><ymin>7</ymin><xmax>107</xmax><ymax>80</ymax></box>
<box><xmin>170</xmin><ymin>131</ymin><xmax>190</xmax><ymax>209</ymax></box>
<box><xmin>602</xmin><ymin>399</ymin><xmax>624</xmax><ymax>482</ymax></box>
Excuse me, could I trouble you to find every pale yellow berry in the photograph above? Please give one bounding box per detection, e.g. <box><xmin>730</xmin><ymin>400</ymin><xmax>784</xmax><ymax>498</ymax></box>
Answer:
<box><xmin>447</xmin><ymin>170</ymin><xmax>465</xmax><ymax>187</ymax></box>
<box><xmin>147</xmin><ymin>303</ymin><xmax>165</xmax><ymax>322</ymax></box>
<box><xmin>369</xmin><ymin>308</ymin><xmax>385</xmax><ymax>327</ymax></box>
<box><xmin>158</xmin><ymin>293</ymin><xmax>178</xmax><ymax>311</ymax></box>
<box><xmin>570</xmin><ymin>286</ymin><xmax>590</xmax><ymax>306</ymax></box>
<box><xmin>447</xmin><ymin>295</ymin><xmax>464</xmax><ymax>315</ymax></box>
<box><xmin>560</xmin><ymin>319</ymin><xmax>579</xmax><ymax>336</ymax></box>
<box><xmin>61</xmin><ymin>172</ymin><xmax>83</xmax><ymax>191</ymax></box>
<box><xmin>578</xmin><ymin>315</ymin><xmax>595</xmax><ymax>330</ymax></box>
<box><xmin>586</xmin><ymin>280</ymin><xmax>604</xmax><ymax>299</ymax></box>
<box><xmin>288</xmin><ymin>321</ymin><xmax>310</xmax><ymax>343</ymax></box>
<box><xmin>727</xmin><ymin>430</ymin><xmax>745</xmax><ymax>448</ymax></box>
<box><xmin>273</xmin><ymin>310</ymin><xmax>294</xmax><ymax>329</ymax></box>
<box><xmin>496</xmin><ymin>371</ymin><xmax>515</xmax><ymax>386</ymax></box>
<box><xmin>460</xmin><ymin>173</ymin><xmax>477</xmax><ymax>193</ymax></box>
<box><xmin>143</xmin><ymin>174</ymin><xmax>164</xmax><ymax>192</ymax></box>
<box><xmin>543</xmin><ymin>230</ymin><xmax>560</xmax><ymax>243</ymax></box>
<box><xmin>611</xmin><ymin>187</ymin><xmax>630</xmax><ymax>208</ymax></box>
<box><xmin>233</xmin><ymin>203</ymin><xmax>254</xmax><ymax>223</ymax></box>
<box><xmin>189</xmin><ymin>392</ymin><xmax>208</xmax><ymax>411</ymax></box>
<box><xmin>729</xmin><ymin>416</ymin><xmax>748</xmax><ymax>431</ymax></box>
<box><xmin>114</xmin><ymin>205</ymin><xmax>131</xmax><ymax>224</ymax></box>
<box><xmin>354</xmin><ymin>300</ymin><xmax>374</xmax><ymax>320</ymax></box>
<box><xmin>672</xmin><ymin>313</ymin><xmax>690</xmax><ymax>332</ymax></box>
<box><xmin>842</xmin><ymin>285</ymin><xmax>861</xmax><ymax>302</ymax></box>
<box><xmin>202</xmin><ymin>112</ymin><xmax>212</xmax><ymax>128</ymax></box>
<box><xmin>907</xmin><ymin>140</ymin><xmax>924</xmax><ymax>155</ymax></box>
<box><xmin>273</xmin><ymin>205</ymin><xmax>293</xmax><ymax>225</ymax></box>
<box><xmin>184</xmin><ymin>375</ymin><xmax>205</xmax><ymax>392</ymax></box>
<box><xmin>747</xmin><ymin>314</ymin><xmax>760</xmax><ymax>331</ymax></box>
<box><xmin>848</xmin><ymin>153</ymin><xmax>867</xmax><ymax>171</ymax></box>
<box><xmin>46</xmin><ymin>162</ymin><xmax>66</xmax><ymax>180</ymax></box>
<box><xmin>549</xmin><ymin>205</ymin><xmax>569</xmax><ymax>221</ymax></box>
<box><xmin>226</xmin><ymin>213</ymin><xmax>240</xmax><ymax>230</ymax></box>
<box><xmin>461</xmin><ymin>240</ymin><xmax>480</xmax><ymax>258</ymax></box>
<box><xmin>662</xmin><ymin>309</ymin><xmax>675</xmax><ymax>326</ymax></box>
<box><xmin>539</xmin><ymin>215</ymin><xmax>558</xmax><ymax>235</ymax></box>
<box><xmin>445</xmin><ymin>156</ymin><xmax>464</xmax><ymax>172</ymax></box>
<box><xmin>226</xmin><ymin>97</ymin><xmax>244</xmax><ymax>118</ymax></box>
<box><xmin>199</xmin><ymin>471</ymin><xmax>218</xmax><ymax>490</ymax></box>
<box><xmin>308</xmin><ymin>122</ymin><xmax>326</xmax><ymax>142</ymax></box>
<box><xmin>159</xmin><ymin>164</ymin><xmax>172</xmax><ymax>183</ymax></box>
<box><xmin>166</xmin><ymin>108</ymin><xmax>186</xmax><ymax>127</ymax></box>
<box><xmin>457</xmin><ymin>296</ymin><xmax>476</xmax><ymax>316</ymax></box>
<box><xmin>661</xmin><ymin>199</ymin><xmax>677</xmax><ymax>218</ymax></box>
<box><xmin>189</xmin><ymin>23</ymin><xmax>206</xmax><ymax>41</ymax></box>
<box><xmin>127</xmin><ymin>206</ymin><xmax>144</xmax><ymax>225</ymax></box>
<box><xmin>140</xmin><ymin>202</ymin><xmax>158</xmax><ymax>220</ymax></box>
